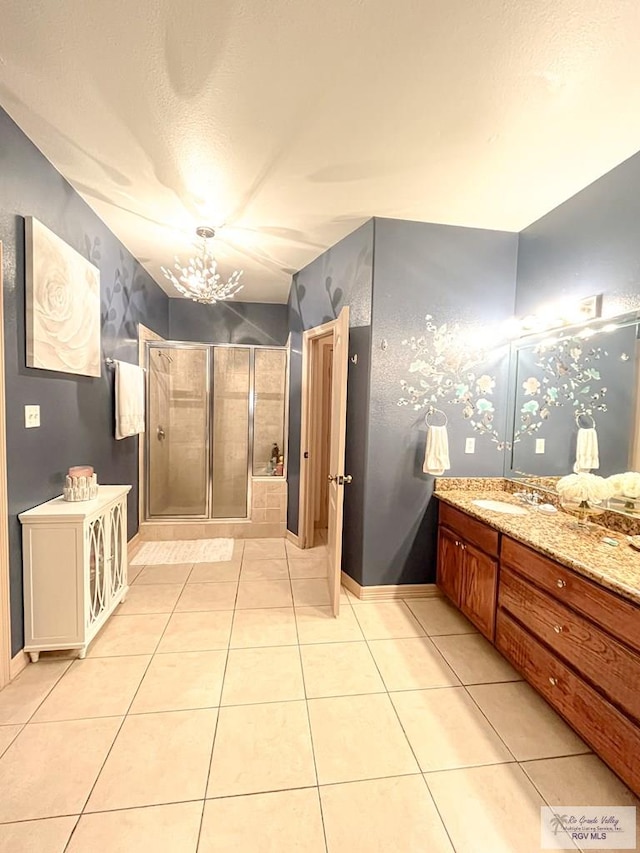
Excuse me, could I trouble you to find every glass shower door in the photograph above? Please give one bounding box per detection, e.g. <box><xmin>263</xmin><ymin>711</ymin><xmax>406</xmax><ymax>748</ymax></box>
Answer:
<box><xmin>147</xmin><ymin>345</ymin><xmax>210</xmax><ymax>517</ymax></box>
<box><xmin>212</xmin><ymin>347</ymin><xmax>250</xmax><ymax>518</ymax></box>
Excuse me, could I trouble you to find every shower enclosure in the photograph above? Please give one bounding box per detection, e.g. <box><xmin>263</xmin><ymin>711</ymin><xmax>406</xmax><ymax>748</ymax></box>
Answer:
<box><xmin>145</xmin><ymin>342</ymin><xmax>288</xmax><ymax>520</ymax></box>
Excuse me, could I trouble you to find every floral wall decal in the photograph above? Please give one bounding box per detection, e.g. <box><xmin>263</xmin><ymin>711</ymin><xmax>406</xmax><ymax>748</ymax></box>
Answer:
<box><xmin>514</xmin><ymin>335</ymin><xmax>608</xmax><ymax>443</ymax></box>
<box><xmin>398</xmin><ymin>315</ymin><xmax>506</xmax><ymax>448</ymax></box>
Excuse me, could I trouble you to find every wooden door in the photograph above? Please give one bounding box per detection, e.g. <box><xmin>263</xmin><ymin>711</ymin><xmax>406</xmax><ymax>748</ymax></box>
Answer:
<box><xmin>0</xmin><ymin>242</ymin><xmax>9</xmax><ymax>688</ymax></box>
<box><xmin>327</xmin><ymin>307</ymin><xmax>350</xmax><ymax>616</ymax></box>
<box><xmin>461</xmin><ymin>541</ymin><xmax>498</xmax><ymax>640</ymax></box>
<box><xmin>437</xmin><ymin>527</ymin><xmax>463</xmax><ymax>607</ymax></box>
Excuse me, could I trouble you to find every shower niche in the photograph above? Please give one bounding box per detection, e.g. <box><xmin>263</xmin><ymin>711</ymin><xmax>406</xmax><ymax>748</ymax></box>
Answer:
<box><xmin>145</xmin><ymin>342</ymin><xmax>288</xmax><ymax>522</ymax></box>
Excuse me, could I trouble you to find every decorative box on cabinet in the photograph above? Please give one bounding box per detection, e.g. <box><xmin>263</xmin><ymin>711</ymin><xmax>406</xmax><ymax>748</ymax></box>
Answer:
<box><xmin>19</xmin><ymin>485</ymin><xmax>131</xmax><ymax>662</ymax></box>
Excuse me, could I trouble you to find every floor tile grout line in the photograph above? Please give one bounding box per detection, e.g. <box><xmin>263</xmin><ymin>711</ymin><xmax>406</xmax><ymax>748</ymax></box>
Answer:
<box><xmin>67</xmin><ymin>560</ymin><xmax>196</xmax><ymax>847</ymax></box>
<box><xmin>288</xmin><ymin>551</ymin><xmax>330</xmax><ymax>853</ymax></box>
<box><xmin>195</xmin><ymin>556</ymin><xmax>242</xmax><ymax>852</ymax></box>
<box><xmin>352</xmin><ymin>602</ymin><xmax>465</xmax><ymax>853</ymax></box>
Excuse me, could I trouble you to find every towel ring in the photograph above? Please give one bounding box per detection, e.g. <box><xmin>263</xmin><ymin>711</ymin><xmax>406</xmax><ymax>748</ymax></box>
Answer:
<box><xmin>576</xmin><ymin>412</ymin><xmax>595</xmax><ymax>429</ymax></box>
<box><xmin>425</xmin><ymin>407</ymin><xmax>448</xmax><ymax>428</ymax></box>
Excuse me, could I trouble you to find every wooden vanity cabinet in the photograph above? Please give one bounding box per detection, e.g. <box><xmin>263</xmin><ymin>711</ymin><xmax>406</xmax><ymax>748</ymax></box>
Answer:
<box><xmin>437</xmin><ymin>504</ymin><xmax>498</xmax><ymax>640</ymax></box>
<box><xmin>436</xmin><ymin>501</ymin><xmax>640</xmax><ymax>795</ymax></box>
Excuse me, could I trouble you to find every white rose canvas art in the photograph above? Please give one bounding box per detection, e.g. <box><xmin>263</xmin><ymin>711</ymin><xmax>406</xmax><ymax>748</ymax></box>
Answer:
<box><xmin>25</xmin><ymin>217</ymin><xmax>101</xmax><ymax>377</ymax></box>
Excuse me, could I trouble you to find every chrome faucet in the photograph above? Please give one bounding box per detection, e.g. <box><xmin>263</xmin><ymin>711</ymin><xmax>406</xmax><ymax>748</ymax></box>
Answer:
<box><xmin>514</xmin><ymin>490</ymin><xmax>542</xmax><ymax>506</ymax></box>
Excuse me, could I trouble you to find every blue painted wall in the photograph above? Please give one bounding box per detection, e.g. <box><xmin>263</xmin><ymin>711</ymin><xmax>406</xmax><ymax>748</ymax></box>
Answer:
<box><xmin>287</xmin><ymin>217</ymin><xmax>518</xmax><ymax>587</ymax></box>
<box><xmin>0</xmin><ymin>107</ymin><xmax>169</xmax><ymax>654</ymax></box>
<box><xmin>287</xmin><ymin>220</ymin><xmax>373</xmax><ymax>583</ymax></box>
<box><xmin>516</xmin><ymin>149</ymin><xmax>640</xmax><ymax>318</ymax></box>
<box><xmin>169</xmin><ymin>299</ymin><xmax>288</xmax><ymax>346</ymax></box>
<box><xmin>363</xmin><ymin>218</ymin><xmax>518</xmax><ymax>585</ymax></box>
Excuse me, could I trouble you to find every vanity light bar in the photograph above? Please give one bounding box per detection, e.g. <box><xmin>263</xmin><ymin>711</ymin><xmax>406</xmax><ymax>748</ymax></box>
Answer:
<box><xmin>509</xmin><ymin>294</ymin><xmax>603</xmax><ymax>339</ymax></box>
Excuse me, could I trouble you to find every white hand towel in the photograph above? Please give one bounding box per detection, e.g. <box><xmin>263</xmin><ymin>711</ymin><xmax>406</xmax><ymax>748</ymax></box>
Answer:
<box><xmin>423</xmin><ymin>425</ymin><xmax>451</xmax><ymax>476</ymax></box>
<box><xmin>115</xmin><ymin>360</ymin><xmax>146</xmax><ymax>440</ymax></box>
<box><xmin>573</xmin><ymin>427</ymin><xmax>599</xmax><ymax>473</ymax></box>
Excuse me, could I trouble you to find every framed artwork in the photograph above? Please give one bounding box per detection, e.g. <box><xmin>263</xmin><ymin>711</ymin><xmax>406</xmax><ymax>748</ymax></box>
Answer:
<box><xmin>25</xmin><ymin>217</ymin><xmax>101</xmax><ymax>377</ymax></box>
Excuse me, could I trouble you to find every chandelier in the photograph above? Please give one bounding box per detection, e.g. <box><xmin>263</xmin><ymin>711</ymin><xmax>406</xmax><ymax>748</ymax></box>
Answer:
<box><xmin>161</xmin><ymin>226</ymin><xmax>244</xmax><ymax>304</ymax></box>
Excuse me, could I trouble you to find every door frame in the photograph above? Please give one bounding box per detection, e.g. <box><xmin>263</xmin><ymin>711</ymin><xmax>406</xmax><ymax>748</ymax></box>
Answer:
<box><xmin>298</xmin><ymin>318</ymin><xmax>337</xmax><ymax>549</ymax></box>
<box><xmin>137</xmin><ymin>324</ymin><xmax>165</xmax><ymax>529</ymax></box>
<box><xmin>0</xmin><ymin>243</ymin><xmax>12</xmax><ymax>689</ymax></box>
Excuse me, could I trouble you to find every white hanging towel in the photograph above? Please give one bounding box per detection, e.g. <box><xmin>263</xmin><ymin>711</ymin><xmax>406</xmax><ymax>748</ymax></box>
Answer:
<box><xmin>573</xmin><ymin>427</ymin><xmax>599</xmax><ymax>473</ymax></box>
<box><xmin>423</xmin><ymin>425</ymin><xmax>451</xmax><ymax>476</ymax></box>
<box><xmin>115</xmin><ymin>360</ymin><xmax>146</xmax><ymax>440</ymax></box>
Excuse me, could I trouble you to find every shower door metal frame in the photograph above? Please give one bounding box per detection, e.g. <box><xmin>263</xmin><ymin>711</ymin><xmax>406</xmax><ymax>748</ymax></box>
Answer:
<box><xmin>144</xmin><ymin>340</ymin><xmax>288</xmax><ymax>523</ymax></box>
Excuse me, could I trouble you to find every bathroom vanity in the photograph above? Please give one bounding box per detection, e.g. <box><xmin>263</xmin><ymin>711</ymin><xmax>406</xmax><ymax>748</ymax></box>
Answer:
<box><xmin>437</xmin><ymin>491</ymin><xmax>640</xmax><ymax>795</ymax></box>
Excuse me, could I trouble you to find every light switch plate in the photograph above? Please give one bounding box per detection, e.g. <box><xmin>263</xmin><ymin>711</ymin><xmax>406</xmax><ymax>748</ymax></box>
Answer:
<box><xmin>535</xmin><ymin>438</ymin><xmax>545</xmax><ymax>454</ymax></box>
<box><xmin>465</xmin><ymin>437</ymin><xmax>476</xmax><ymax>454</ymax></box>
<box><xmin>25</xmin><ymin>405</ymin><xmax>40</xmax><ymax>428</ymax></box>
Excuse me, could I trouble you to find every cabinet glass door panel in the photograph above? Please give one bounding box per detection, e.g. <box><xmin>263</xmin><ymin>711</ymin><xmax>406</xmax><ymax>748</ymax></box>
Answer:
<box><xmin>109</xmin><ymin>502</ymin><xmax>124</xmax><ymax>596</ymax></box>
<box><xmin>88</xmin><ymin>515</ymin><xmax>107</xmax><ymax>627</ymax></box>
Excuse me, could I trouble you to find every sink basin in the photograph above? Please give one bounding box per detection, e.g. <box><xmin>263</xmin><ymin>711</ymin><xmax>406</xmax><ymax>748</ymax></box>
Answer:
<box><xmin>471</xmin><ymin>499</ymin><xmax>528</xmax><ymax>516</ymax></box>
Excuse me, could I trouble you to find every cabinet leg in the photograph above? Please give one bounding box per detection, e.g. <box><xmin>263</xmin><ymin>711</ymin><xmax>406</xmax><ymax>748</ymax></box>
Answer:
<box><xmin>29</xmin><ymin>651</ymin><xmax>40</xmax><ymax>663</ymax></box>
<box><xmin>78</xmin><ymin>648</ymin><xmax>87</xmax><ymax>660</ymax></box>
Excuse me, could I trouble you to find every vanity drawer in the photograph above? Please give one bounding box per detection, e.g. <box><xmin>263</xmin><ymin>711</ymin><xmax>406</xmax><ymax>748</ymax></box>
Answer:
<box><xmin>439</xmin><ymin>503</ymin><xmax>499</xmax><ymax>557</ymax></box>
<box><xmin>499</xmin><ymin>567</ymin><xmax>640</xmax><ymax>722</ymax></box>
<box><xmin>496</xmin><ymin>609</ymin><xmax>640</xmax><ymax>795</ymax></box>
<box><xmin>501</xmin><ymin>537</ymin><xmax>640</xmax><ymax>653</ymax></box>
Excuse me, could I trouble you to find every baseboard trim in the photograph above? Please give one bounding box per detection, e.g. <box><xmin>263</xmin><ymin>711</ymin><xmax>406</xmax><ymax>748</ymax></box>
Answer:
<box><xmin>127</xmin><ymin>533</ymin><xmax>142</xmax><ymax>561</ymax></box>
<box><xmin>286</xmin><ymin>530</ymin><xmax>300</xmax><ymax>547</ymax></box>
<box><xmin>9</xmin><ymin>650</ymin><xmax>28</xmax><ymax>680</ymax></box>
<box><xmin>341</xmin><ymin>572</ymin><xmax>440</xmax><ymax>601</ymax></box>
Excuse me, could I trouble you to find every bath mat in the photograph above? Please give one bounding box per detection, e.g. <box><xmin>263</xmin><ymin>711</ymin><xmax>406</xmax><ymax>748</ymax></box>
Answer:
<box><xmin>131</xmin><ymin>538</ymin><xmax>234</xmax><ymax>565</ymax></box>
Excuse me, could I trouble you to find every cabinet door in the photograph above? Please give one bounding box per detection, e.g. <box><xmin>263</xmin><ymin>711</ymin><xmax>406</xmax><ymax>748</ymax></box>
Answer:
<box><xmin>437</xmin><ymin>527</ymin><xmax>463</xmax><ymax>606</ymax></box>
<box><xmin>461</xmin><ymin>541</ymin><xmax>498</xmax><ymax>640</ymax></box>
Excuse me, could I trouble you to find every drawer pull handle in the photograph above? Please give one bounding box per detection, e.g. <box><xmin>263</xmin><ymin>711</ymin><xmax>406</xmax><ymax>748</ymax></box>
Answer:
<box><xmin>548</xmin><ymin>677</ymin><xmax>559</xmax><ymax>687</ymax></box>
<box><xmin>461</xmin><ymin>544</ymin><xmax>466</xmax><ymax>551</ymax></box>
<box><xmin>556</xmin><ymin>579</ymin><xmax>566</xmax><ymax>589</ymax></box>
<box><xmin>553</xmin><ymin>625</ymin><xmax>564</xmax><ymax>634</ymax></box>
<box><xmin>455</xmin><ymin>540</ymin><xmax>460</xmax><ymax>547</ymax></box>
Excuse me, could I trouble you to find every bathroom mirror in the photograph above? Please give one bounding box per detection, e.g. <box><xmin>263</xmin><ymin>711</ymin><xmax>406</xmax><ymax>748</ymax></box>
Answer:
<box><xmin>505</xmin><ymin>309</ymin><xmax>640</xmax><ymax>512</ymax></box>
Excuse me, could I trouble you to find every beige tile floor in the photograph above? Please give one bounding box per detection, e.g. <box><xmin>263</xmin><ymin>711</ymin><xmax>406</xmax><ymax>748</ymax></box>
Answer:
<box><xmin>0</xmin><ymin>537</ymin><xmax>638</xmax><ymax>852</ymax></box>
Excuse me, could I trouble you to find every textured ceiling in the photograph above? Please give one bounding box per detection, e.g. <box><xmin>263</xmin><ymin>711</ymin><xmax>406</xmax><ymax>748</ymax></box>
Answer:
<box><xmin>2</xmin><ymin>0</ymin><xmax>640</xmax><ymax>303</ymax></box>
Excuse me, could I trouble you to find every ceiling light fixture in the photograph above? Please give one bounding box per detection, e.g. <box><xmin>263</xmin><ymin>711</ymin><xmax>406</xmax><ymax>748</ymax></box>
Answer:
<box><xmin>161</xmin><ymin>226</ymin><xmax>243</xmax><ymax>304</ymax></box>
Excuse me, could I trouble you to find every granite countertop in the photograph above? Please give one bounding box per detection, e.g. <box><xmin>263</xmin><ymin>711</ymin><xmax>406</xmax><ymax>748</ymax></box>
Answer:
<box><xmin>436</xmin><ymin>488</ymin><xmax>640</xmax><ymax>606</ymax></box>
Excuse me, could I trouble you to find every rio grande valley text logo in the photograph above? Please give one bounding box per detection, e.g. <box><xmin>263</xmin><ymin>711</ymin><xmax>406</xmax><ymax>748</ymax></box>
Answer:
<box><xmin>541</xmin><ymin>807</ymin><xmax>637</xmax><ymax>850</ymax></box>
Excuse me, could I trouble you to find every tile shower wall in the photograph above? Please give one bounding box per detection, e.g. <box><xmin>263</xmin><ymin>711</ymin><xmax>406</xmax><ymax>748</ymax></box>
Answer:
<box><xmin>0</xmin><ymin>107</ymin><xmax>169</xmax><ymax>655</ymax></box>
<box><xmin>253</xmin><ymin>349</ymin><xmax>287</xmax><ymax>476</ymax></box>
<box><xmin>139</xmin><ymin>479</ymin><xmax>286</xmax><ymax>540</ymax></box>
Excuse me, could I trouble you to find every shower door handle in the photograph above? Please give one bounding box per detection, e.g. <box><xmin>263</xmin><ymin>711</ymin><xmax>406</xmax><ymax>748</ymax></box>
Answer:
<box><xmin>157</xmin><ymin>426</ymin><xmax>166</xmax><ymax>441</ymax></box>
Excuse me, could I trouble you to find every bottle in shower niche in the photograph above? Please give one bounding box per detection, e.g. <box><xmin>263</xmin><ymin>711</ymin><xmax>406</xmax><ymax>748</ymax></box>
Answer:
<box><xmin>270</xmin><ymin>443</ymin><xmax>280</xmax><ymax>473</ymax></box>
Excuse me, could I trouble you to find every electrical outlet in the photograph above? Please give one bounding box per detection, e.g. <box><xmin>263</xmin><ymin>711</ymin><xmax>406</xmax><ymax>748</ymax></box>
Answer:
<box><xmin>465</xmin><ymin>437</ymin><xmax>476</xmax><ymax>454</ymax></box>
<box><xmin>25</xmin><ymin>405</ymin><xmax>40</xmax><ymax>428</ymax></box>
<box><xmin>535</xmin><ymin>438</ymin><xmax>545</xmax><ymax>454</ymax></box>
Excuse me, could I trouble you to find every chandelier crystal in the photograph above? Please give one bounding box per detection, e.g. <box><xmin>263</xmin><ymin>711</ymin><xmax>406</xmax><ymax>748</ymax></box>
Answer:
<box><xmin>161</xmin><ymin>226</ymin><xmax>243</xmax><ymax>304</ymax></box>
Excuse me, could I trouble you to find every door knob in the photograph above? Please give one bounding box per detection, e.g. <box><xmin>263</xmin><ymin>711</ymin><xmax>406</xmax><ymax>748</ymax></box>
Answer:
<box><xmin>157</xmin><ymin>426</ymin><xmax>166</xmax><ymax>441</ymax></box>
<box><xmin>328</xmin><ymin>474</ymin><xmax>337</xmax><ymax>482</ymax></box>
<box><xmin>343</xmin><ymin>474</ymin><xmax>353</xmax><ymax>484</ymax></box>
